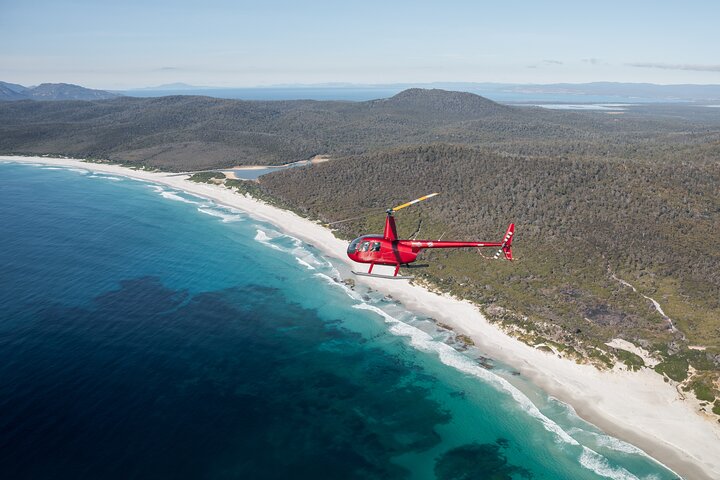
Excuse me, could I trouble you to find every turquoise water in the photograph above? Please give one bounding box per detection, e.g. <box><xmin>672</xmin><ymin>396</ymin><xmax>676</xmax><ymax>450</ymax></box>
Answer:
<box><xmin>0</xmin><ymin>161</ymin><xmax>680</xmax><ymax>479</ymax></box>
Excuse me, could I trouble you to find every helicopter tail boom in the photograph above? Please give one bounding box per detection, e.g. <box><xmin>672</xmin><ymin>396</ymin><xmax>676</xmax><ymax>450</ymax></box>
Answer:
<box><xmin>400</xmin><ymin>223</ymin><xmax>514</xmax><ymax>260</ymax></box>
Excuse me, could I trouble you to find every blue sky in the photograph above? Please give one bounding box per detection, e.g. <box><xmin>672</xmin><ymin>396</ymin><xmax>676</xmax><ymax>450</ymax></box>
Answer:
<box><xmin>2</xmin><ymin>0</ymin><xmax>719</xmax><ymax>88</ymax></box>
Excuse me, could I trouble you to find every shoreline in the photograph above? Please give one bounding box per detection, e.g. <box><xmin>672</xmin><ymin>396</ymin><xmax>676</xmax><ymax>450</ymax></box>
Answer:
<box><xmin>4</xmin><ymin>155</ymin><xmax>719</xmax><ymax>479</ymax></box>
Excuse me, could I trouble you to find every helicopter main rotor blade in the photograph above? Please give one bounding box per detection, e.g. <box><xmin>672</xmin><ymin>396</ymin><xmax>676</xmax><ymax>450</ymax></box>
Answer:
<box><xmin>326</xmin><ymin>192</ymin><xmax>439</xmax><ymax>226</ymax></box>
<box><xmin>391</xmin><ymin>193</ymin><xmax>439</xmax><ymax>213</ymax></box>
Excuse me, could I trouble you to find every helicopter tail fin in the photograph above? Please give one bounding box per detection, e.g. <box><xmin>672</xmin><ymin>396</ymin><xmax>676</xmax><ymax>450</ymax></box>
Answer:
<box><xmin>493</xmin><ymin>223</ymin><xmax>514</xmax><ymax>260</ymax></box>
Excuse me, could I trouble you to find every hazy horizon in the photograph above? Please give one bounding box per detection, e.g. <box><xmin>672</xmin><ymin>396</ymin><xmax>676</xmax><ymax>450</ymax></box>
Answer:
<box><xmin>7</xmin><ymin>80</ymin><xmax>720</xmax><ymax>92</ymax></box>
<box><xmin>8</xmin><ymin>79</ymin><xmax>720</xmax><ymax>104</ymax></box>
<box><xmin>126</xmin><ymin>80</ymin><xmax>720</xmax><ymax>90</ymax></box>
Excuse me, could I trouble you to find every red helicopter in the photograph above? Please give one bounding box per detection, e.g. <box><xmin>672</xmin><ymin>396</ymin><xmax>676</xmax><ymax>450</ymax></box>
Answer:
<box><xmin>338</xmin><ymin>193</ymin><xmax>514</xmax><ymax>279</ymax></box>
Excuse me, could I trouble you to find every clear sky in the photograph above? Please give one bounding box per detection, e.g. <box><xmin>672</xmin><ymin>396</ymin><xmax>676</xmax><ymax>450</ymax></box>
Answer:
<box><xmin>2</xmin><ymin>0</ymin><xmax>719</xmax><ymax>89</ymax></box>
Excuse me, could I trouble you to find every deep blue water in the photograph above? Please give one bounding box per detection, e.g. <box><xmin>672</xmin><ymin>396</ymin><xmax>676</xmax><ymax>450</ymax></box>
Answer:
<box><xmin>0</xmin><ymin>162</ymin><xmax>680</xmax><ymax>479</ymax></box>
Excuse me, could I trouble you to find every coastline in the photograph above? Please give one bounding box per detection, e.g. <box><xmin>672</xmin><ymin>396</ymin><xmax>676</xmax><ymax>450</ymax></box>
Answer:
<box><xmin>4</xmin><ymin>155</ymin><xmax>719</xmax><ymax>479</ymax></box>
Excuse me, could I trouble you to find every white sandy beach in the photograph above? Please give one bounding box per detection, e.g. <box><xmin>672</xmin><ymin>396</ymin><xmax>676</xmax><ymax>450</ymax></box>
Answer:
<box><xmin>4</xmin><ymin>155</ymin><xmax>719</xmax><ymax>479</ymax></box>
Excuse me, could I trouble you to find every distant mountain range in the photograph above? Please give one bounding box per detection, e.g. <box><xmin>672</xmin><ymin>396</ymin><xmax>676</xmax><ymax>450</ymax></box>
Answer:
<box><xmin>0</xmin><ymin>82</ymin><xmax>120</xmax><ymax>101</ymax></box>
<box><xmin>130</xmin><ymin>82</ymin><xmax>217</xmax><ymax>91</ymax></box>
<box><xmin>5</xmin><ymin>80</ymin><xmax>720</xmax><ymax>103</ymax></box>
<box><xmin>122</xmin><ymin>81</ymin><xmax>720</xmax><ymax>103</ymax></box>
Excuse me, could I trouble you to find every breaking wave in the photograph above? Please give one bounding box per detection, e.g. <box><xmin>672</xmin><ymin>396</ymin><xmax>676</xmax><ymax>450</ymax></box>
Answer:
<box><xmin>314</xmin><ymin>272</ymin><xmax>360</xmax><ymax>300</ymax></box>
<box><xmin>145</xmin><ymin>184</ymin><xmax>204</xmax><ymax>205</ymax></box>
<box><xmin>254</xmin><ymin>229</ymin><xmax>284</xmax><ymax>251</ymax></box>
<box><xmin>253</xmin><ymin>227</ymin><xmax>328</xmax><ymax>271</ymax></box>
<box><xmin>295</xmin><ymin>257</ymin><xmax>315</xmax><ymax>270</ymax></box>
<box><xmin>579</xmin><ymin>447</ymin><xmax>640</xmax><ymax>480</ymax></box>
<box><xmin>588</xmin><ymin>431</ymin><xmax>648</xmax><ymax>456</ymax></box>
<box><xmin>159</xmin><ymin>191</ymin><xmax>200</xmax><ymax>204</ymax></box>
<box><xmin>89</xmin><ymin>174</ymin><xmax>122</xmax><ymax>181</ymax></box>
<box><xmin>197</xmin><ymin>207</ymin><xmax>244</xmax><ymax>223</ymax></box>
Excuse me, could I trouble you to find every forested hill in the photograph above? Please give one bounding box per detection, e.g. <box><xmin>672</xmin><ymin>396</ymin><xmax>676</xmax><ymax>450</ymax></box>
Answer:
<box><xmin>366</xmin><ymin>88</ymin><xmax>510</xmax><ymax>117</ymax></box>
<box><xmin>1</xmin><ymin>88</ymin><xmax>718</xmax><ymax>170</ymax></box>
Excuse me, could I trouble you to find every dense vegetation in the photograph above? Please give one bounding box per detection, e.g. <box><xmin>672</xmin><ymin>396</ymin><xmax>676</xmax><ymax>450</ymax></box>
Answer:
<box><xmin>4</xmin><ymin>88</ymin><xmax>719</xmax><ymax>410</ymax></box>
<box><xmin>188</xmin><ymin>171</ymin><xmax>225</xmax><ymax>183</ymax></box>
<box><xmin>260</xmin><ymin>145</ymin><xmax>719</xmax><ymax>350</ymax></box>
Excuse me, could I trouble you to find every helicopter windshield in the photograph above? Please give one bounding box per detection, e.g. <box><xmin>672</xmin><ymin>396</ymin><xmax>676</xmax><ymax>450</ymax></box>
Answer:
<box><xmin>347</xmin><ymin>237</ymin><xmax>362</xmax><ymax>254</ymax></box>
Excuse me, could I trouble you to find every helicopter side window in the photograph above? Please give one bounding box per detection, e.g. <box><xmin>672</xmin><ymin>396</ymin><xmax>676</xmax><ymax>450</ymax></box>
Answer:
<box><xmin>371</xmin><ymin>242</ymin><xmax>381</xmax><ymax>252</ymax></box>
<box><xmin>361</xmin><ymin>242</ymin><xmax>370</xmax><ymax>252</ymax></box>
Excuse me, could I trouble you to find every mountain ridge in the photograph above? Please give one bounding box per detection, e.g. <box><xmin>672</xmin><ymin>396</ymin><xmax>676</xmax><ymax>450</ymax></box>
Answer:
<box><xmin>0</xmin><ymin>82</ymin><xmax>119</xmax><ymax>101</ymax></box>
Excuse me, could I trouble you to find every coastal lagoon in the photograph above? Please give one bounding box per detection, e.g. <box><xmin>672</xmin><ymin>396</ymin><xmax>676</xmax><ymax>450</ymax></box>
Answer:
<box><xmin>0</xmin><ymin>162</ymin><xmax>680</xmax><ymax>479</ymax></box>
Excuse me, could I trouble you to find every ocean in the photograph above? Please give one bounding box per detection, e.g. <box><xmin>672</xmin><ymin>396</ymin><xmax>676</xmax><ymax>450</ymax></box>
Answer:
<box><xmin>0</xmin><ymin>162</ymin><xmax>680</xmax><ymax>479</ymax></box>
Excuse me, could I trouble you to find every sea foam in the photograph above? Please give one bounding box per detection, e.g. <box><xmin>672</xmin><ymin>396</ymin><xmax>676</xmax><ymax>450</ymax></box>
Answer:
<box><xmin>145</xmin><ymin>184</ymin><xmax>205</xmax><ymax>205</ymax></box>
<box><xmin>197</xmin><ymin>207</ymin><xmax>243</xmax><ymax>223</ymax></box>
<box><xmin>254</xmin><ymin>229</ymin><xmax>284</xmax><ymax>251</ymax></box>
<box><xmin>159</xmin><ymin>191</ymin><xmax>201</xmax><ymax>204</ymax></box>
<box><xmin>254</xmin><ymin>227</ymin><xmax>328</xmax><ymax>271</ymax></box>
<box><xmin>314</xmin><ymin>273</ymin><xmax>359</xmax><ymax>300</ymax></box>
<box><xmin>580</xmin><ymin>447</ymin><xmax>640</xmax><ymax>480</ymax></box>
<box><xmin>295</xmin><ymin>257</ymin><xmax>315</xmax><ymax>270</ymax></box>
<box><xmin>89</xmin><ymin>174</ymin><xmax>123</xmax><ymax>181</ymax></box>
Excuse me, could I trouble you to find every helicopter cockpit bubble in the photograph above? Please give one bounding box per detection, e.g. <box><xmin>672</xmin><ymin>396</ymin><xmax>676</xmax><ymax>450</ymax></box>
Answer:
<box><xmin>347</xmin><ymin>237</ymin><xmax>362</xmax><ymax>254</ymax></box>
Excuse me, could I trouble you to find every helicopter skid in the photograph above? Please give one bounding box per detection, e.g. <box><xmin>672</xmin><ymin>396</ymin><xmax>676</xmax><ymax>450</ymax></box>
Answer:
<box><xmin>352</xmin><ymin>271</ymin><xmax>414</xmax><ymax>280</ymax></box>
